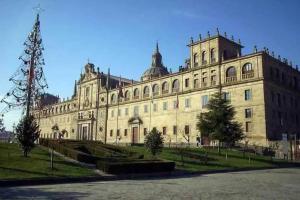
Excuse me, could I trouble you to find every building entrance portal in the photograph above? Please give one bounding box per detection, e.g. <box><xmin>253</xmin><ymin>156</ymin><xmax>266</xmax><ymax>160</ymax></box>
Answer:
<box><xmin>132</xmin><ymin>127</ymin><xmax>139</xmax><ymax>144</ymax></box>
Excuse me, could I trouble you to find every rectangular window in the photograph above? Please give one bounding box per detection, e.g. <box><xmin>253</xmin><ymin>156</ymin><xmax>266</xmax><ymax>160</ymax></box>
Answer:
<box><xmin>211</xmin><ymin>75</ymin><xmax>216</xmax><ymax>85</ymax></box>
<box><xmin>185</xmin><ymin>78</ymin><xmax>189</xmax><ymax>88</ymax></box>
<box><xmin>124</xmin><ymin>129</ymin><xmax>128</xmax><ymax>136</ymax></box>
<box><xmin>144</xmin><ymin>128</ymin><xmax>147</xmax><ymax>135</ymax></box>
<box><xmin>117</xmin><ymin>129</ymin><xmax>120</xmax><ymax>136</ymax></box>
<box><xmin>110</xmin><ymin>130</ymin><xmax>113</xmax><ymax>137</ymax></box>
<box><xmin>163</xmin><ymin>127</ymin><xmax>167</xmax><ymax>135</ymax></box>
<box><xmin>245</xmin><ymin>122</ymin><xmax>252</xmax><ymax>132</ymax></box>
<box><xmin>245</xmin><ymin>89</ymin><xmax>252</xmax><ymax>101</ymax></box>
<box><xmin>184</xmin><ymin>125</ymin><xmax>190</xmax><ymax>135</ymax></box>
<box><xmin>194</xmin><ymin>79</ymin><xmax>199</xmax><ymax>88</ymax></box>
<box><xmin>173</xmin><ymin>126</ymin><xmax>177</xmax><ymax>135</ymax></box>
<box><xmin>223</xmin><ymin>92</ymin><xmax>230</xmax><ymax>101</ymax></box>
<box><xmin>134</xmin><ymin>106</ymin><xmax>139</xmax><ymax>116</ymax></box>
<box><xmin>163</xmin><ymin>102</ymin><xmax>168</xmax><ymax>111</ymax></box>
<box><xmin>111</xmin><ymin>110</ymin><xmax>114</xmax><ymax>118</ymax></box>
<box><xmin>144</xmin><ymin>105</ymin><xmax>148</xmax><ymax>113</ymax></box>
<box><xmin>153</xmin><ymin>103</ymin><xmax>157</xmax><ymax>112</ymax></box>
<box><xmin>202</xmin><ymin>95</ymin><xmax>209</xmax><ymax>108</ymax></box>
<box><xmin>125</xmin><ymin>108</ymin><xmax>129</xmax><ymax>116</ymax></box>
<box><xmin>245</xmin><ymin>108</ymin><xmax>252</xmax><ymax>118</ymax></box>
<box><xmin>185</xmin><ymin>98</ymin><xmax>190</xmax><ymax>108</ymax></box>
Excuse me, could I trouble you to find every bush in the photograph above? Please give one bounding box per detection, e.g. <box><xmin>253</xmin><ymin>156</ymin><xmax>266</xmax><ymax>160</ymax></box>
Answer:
<box><xmin>144</xmin><ymin>128</ymin><xmax>164</xmax><ymax>156</ymax></box>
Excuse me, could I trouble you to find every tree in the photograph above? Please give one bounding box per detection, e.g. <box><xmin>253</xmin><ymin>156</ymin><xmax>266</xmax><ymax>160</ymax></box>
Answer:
<box><xmin>0</xmin><ymin>117</ymin><xmax>5</xmax><ymax>133</ymax></box>
<box><xmin>144</xmin><ymin>128</ymin><xmax>164</xmax><ymax>157</ymax></box>
<box><xmin>197</xmin><ymin>91</ymin><xmax>244</xmax><ymax>154</ymax></box>
<box><xmin>16</xmin><ymin>115</ymin><xmax>40</xmax><ymax>157</ymax></box>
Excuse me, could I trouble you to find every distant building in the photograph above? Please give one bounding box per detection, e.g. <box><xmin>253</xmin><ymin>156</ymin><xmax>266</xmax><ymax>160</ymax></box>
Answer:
<box><xmin>32</xmin><ymin>33</ymin><xmax>300</xmax><ymax>146</ymax></box>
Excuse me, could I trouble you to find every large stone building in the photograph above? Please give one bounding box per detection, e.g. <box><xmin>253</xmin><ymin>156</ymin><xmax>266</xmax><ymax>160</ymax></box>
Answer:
<box><xmin>34</xmin><ymin>33</ymin><xmax>300</xmax><ymax>146</ymax></box>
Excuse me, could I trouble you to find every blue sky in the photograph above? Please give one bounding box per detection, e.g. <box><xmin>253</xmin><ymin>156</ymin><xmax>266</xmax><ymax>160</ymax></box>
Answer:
<box><xmin>1</xmin><ymin>0</ymin><xmax>300</xmax><ymax>130</ymax></box>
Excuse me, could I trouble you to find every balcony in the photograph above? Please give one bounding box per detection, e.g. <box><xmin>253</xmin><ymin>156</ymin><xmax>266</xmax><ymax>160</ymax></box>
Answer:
<box><xmin>202</xmin><ymin>82</ymin><xmax>207</xmax><ymax>87</ymax></box>
<box><xmin>143</xmin><ymin>94</ymin><xmax>149</xmax><ymax>98</ymax></box>
<box><xmin>226</xmin><ymin>76</ymin><xmax>237</xmax><ymax>83</ymax></box>
<box><xmin>133</xmin><ymin>95</ymin><xmax>139</xmax><ymax>100</ymax></box>
<box><xmin>211</xmin><ymin>81</ymin><xmax>216</xmax><ymax>86</ymax></box>
<box><xmin>242</xmin><ymin>72</ymin><xmax>254</xmax><ymax>79</ymax></box>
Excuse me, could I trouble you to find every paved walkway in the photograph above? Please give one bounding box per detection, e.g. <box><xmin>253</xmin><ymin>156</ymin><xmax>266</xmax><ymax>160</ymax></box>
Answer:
<box><xmin>1</xmin><ymin>168</ymin><xmax>299</xmax><ymax>200</ymax></box>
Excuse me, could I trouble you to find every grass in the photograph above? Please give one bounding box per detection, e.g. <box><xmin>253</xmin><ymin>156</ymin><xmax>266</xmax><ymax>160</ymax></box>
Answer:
<box><xmin>124</xmin><ymin>146</ymin><xmax>289</xmax><ymax>172</ymax></box>
<box><xmin>0</xmin><ymin>143</ymin><xmax>96</xmax><ymax>180</ymax></box>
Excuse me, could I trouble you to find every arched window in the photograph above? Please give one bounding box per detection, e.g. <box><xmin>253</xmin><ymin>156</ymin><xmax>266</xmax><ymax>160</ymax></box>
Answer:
<box><xmin>211</xmin><ymin>48</ymin><xmax>216</xmax><ymax>63</ymax></box>
<box><xmin>172</xmin><ymin>79</ymin><xmax>180</xmax><ymax>92</ymax></box>
<box><xmin>111</xmin><ymin>94</ymin><xmax>116</xmax><ymax>104</ymax></box>
<box><xmin>202</xmin><ymin>51</ymin><xmax>207</xmax><ymax>65</ymax></box>
<box><xmin>242</xmin><ymin>63</ymin><xmax>254</xmax><ymax>79</ymax></box>
<box><xmin>143</xmin><ymin>86</ymin><xmax>150</xmax><ymax>98</ymax></box>
<box><xmin>152</xmin><ymin>84</ymin><xmax>159</xmax><ymax>96</ymax></box>
<box><xmin>226</xmin><ymin>67</ymin><xmax>237</xmax><ymax>83</ymax></box>
<box><xmin>124</xmin><ymin>90</ymin><xmax>130</xmax><ymax>101</ymax></box>
<box><xmin>162</xmin><ymin>81</ymin><xmax>169</xmax><ymax>94</ymax></box>
<box><xmin>133</xmin><ymin>88</ymin><xmax>139</xmax><ymax>99</ymax></box>
<box><xmin>193</xmin><ymin>53</ymin><xmax>199</xmax><ymax>66</ymax></box>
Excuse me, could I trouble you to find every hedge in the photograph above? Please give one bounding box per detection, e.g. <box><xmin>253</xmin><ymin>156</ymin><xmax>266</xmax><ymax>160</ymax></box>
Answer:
<box><xmin>96</xmin><ymin>159</ymin><xmax>175</xmax><ymax>174</ymax></box>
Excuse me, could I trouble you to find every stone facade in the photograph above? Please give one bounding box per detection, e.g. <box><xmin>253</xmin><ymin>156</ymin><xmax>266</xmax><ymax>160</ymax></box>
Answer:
<box><xmin>33</xmin><ymin>34</ymin><xmax>300</xmax><ymax>146</ymax></box>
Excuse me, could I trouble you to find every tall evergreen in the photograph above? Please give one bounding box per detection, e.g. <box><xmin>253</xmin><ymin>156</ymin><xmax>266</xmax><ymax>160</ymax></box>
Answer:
<box><xmin>197</xmin><ymin>91</ymin><xmax>244</xmax><ymax>153</ymax></box>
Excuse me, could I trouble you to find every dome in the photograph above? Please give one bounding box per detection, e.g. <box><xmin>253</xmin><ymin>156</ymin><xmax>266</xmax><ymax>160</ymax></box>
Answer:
<box><xmin>141</xmin><ymin>43</ymin><xmax>169</xmax><ymax>81</ymax></box>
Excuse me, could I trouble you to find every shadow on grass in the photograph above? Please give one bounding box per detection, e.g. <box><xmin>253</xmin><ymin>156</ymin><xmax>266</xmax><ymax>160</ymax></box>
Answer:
<box><xmin>0</xmin><ymin>187</ymin><xmax>89</xmax><ymax>200</ymax></box>
<box><xmin>0</xmin><ymin>166</ymin><xmax>60</xmax><ymax>177</ymax></box>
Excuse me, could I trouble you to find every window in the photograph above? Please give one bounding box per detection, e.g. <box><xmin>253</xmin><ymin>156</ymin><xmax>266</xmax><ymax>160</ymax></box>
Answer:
<box><xmin>245</xmin><ymin>122</ymin><xmax>252</xmax><ymax>132</ymax></box>
<box><xmin>245</xmin><ymin>108</ymin><xmax>252</xmax><ymax>118</ymax></box>
<box><xmin>202</xmin><ymin>77</ymin><xmax>208</xmax><ymax>87</ymax></box>
<box><xmin>110</xmin><ymin>130</ymin><xmax>113</xmax><ymax>137</ymax></box>
<box><xmin>211</xmin><ymin>75</ymin><xmax>216</xmax><ymax>85</ymax></box>
<box><xmin>245</xmin><ymin>89</ymin><xmax>252</xmax><ymax>101</ymax></box>
<box><xmin>193</xmin><ymin>53</ymin><xmax>199</xmax><ymax>66</ymax></box>
<box><xmin>271</xmin><ymin>91</ymin><xmax>275</xmax><ymax>103</ymax></box>
<box><xmin>144</xmin><ymin>105</ymin><xmax>148</xmax><ymax>113</ymax></box>
<box><xmin>143</xmin><ymin>86</ymin><xmax>150</xmax><ymax>98</ymax></box>
<box><xmin>117</xmin><ymin>129</ymin><xmax>120</xmax><ymax>136</ymax></box>
<box><xmin>194</xmin><ymin>79</ymin><xmax>199</xmax><ymax>88</ymax></box>
<box><xmin>211</xmin><ymin>48</ymin><xmax>216</xmax><ymax>63</ymax></box>
<box><xmin>144</xmin><ymin>128</ymin><xmax>147</xmax><ymax>135</ymax></box>
<box><xmin>111</xmin><ymin>110</ymin><xmax>114</xmax><ymax>118</ymax></box>
<box><xmin>173</xmin><ymin>126</ymin><xmax>177</xmax><ymax>135</ymax></box>
<box><xmin>162</xmin><ymin>82</ymin><xmax>169</xmax><ymax>94</ymax></box>
<box><xmin>172</xmin><ymin>79</ymin><xmax>180</xmax><ymax>92</ymax></box>
<box><xmin>124</xmin><ymin>90</ymin><xmax>130</xmax><ymax>100</ymax></box>
<box><xmin>202</xmin><ymin>51</ymin><xmax>207</xmax><ymax>64</ymax></box>
<box><xmin>152</xmin><ymin>84</ymin><xmax>159</xmax><ymax>96</ymax></box>
<box><xmin>163</xmin><ymin>127</ymin><xmax>167</xmax><ymax>135</ymax></box>
<box><xmin>133</xmin><ymin>106</ymin><xmax>139</xmax><ymax>116</ymax></box>
<box><xmin>153</xmin><ymin>103</ymin><xmax>157</xmax><ymax>112</ymax></box>
<box><xmin>242</xmin><ymin>63</ymin><xmax>254</xmax><ymax>79</ymax></box>
<box><xmin>223</xmin><ymin>92</ymin><xmax>230</xmax><ymax>101</ymax></box>
<box><xmin>185</xmin><ymin>98</ymin><xmax>190</xmax><ymax>108</ymax></box>
<box><xmin>125</xmin><ymin>108</ymin><xmax>129</xmax><ymax>116</ymax></box>
<box><xmin>202</xmin><ymin>95</ymin><xmax>209</xmax><ymax>108</ymax></box>
<box><xmin>124</xmin><ymin>129</ymin><xmax>128</xmax><ymax>136</ymax></box>
<box><xmin>226</xmin><ymin>67</ymin><xmax>237</xmax><ymax>82</ymax></box>
<box><xmin>85</xmin><ymin>87</ymin><xmax>90</xmax><ymax>97</ymax></box>
<box><xmin>163</xmin><ymin>102</ymin><xmax>168</xmax><ymax>111</ymax></box>
<box><xmin>277</xmin><ymin>93</ymin><xmax>281</xmax><ymax>106</ymax></box>
<box><xmin>184</xmin><ymin>125</ymin><xmax>190</xmax><ymax>135</ymax></box>
<box><xmin>133</xmin><ymin>88</ymin><xmax>139</xmax><ymax>99</ymax></box>
<box><xmin>111</xmin><ymin>94</ymin><xmax>116</xmax><ymax>104</ymax></box>
<box><xmin>185</xmin><ymin>78</ymin><xmax>189</xmax><ymax>88</ymax></box>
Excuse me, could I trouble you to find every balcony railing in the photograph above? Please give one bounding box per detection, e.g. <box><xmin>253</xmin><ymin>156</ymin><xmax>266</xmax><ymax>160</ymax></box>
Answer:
<box><xmin>242</xmin><ymin>72</ymin><xmax>254</xmax><ymax>79</ymax></box>
<box><xmin>143</xmin><ymin>94</ymin><xmax>149</xmax><ymax>98</ymax></box>
<box><xmin>162</xmin><ymin>90</ymin><xmax>169</xmax><ymax>94</ymax></box>
<box><xmin>153</xmin><ymin>92</ymin><xmax>159</xmax><ymax>96</ymax></box>
<box><xmin>202</xmin><ymin>82</ymin><xmax>207</xmax><ymax>87</ymax></box>
<box><xmin>202</xmin><ymin>60</ymin><xmax>207</xmax><ymax>65</ymax></box>
<box><xmin>172</xmin><ymin>88</ymin><xmax>179</xmax><ymax>93</ymax></box>
<box><xmin>226</xmin><ymin>76</ymin><xmax>237</xmax><ymax>83</ymax></box>
<box><xmin>133</xmin><ymin>96</ymin><xmax>139</xmax><ymax>100</ymax></box>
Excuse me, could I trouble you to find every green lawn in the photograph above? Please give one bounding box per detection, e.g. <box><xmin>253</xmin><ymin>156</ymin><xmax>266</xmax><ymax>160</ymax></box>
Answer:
<box><xmin>0</xmin><ymin>143</ymin><xmax>96</xmax><ymax>180</ymax></box>
<box><xmin>125</xmin><ymin>146</ymin><xmax>288</xmax><ymax>172</ymax></box>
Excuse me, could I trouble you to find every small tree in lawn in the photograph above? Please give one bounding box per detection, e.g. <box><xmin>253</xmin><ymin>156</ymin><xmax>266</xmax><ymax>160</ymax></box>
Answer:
<box><xmin>145</xmin><ymin>128</ymin><xmax>164</xmax><ymax>157</ymax></box>
<box><xmin>196</xmin><ymin>91</ymin><xmax>244</xmax><ymax>155</ymax></box>
<box><xmin>16</xmin><ymin>115</ymin><xmax>40</xmax><ymax>157</ymax></box>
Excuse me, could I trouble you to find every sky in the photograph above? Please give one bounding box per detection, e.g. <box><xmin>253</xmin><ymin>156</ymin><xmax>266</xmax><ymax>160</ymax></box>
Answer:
<box><xmin>1</xmin><ymin>0</ymin><xmax>300</xmax><ymax>130</ymax></box>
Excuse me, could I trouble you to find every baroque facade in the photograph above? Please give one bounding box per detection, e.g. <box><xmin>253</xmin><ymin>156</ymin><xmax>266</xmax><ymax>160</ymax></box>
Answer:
<box><xmin>34</xmin><ymin>34</ymin><xmax>300</xmax><ymax>146</ymax></box>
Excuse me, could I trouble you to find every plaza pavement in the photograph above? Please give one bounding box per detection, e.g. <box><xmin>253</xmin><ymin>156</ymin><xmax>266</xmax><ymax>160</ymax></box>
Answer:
<box><xmin>0</xmin><ymin>168</ymin><xmax>299</xmax><ymax>200</ymax></box>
